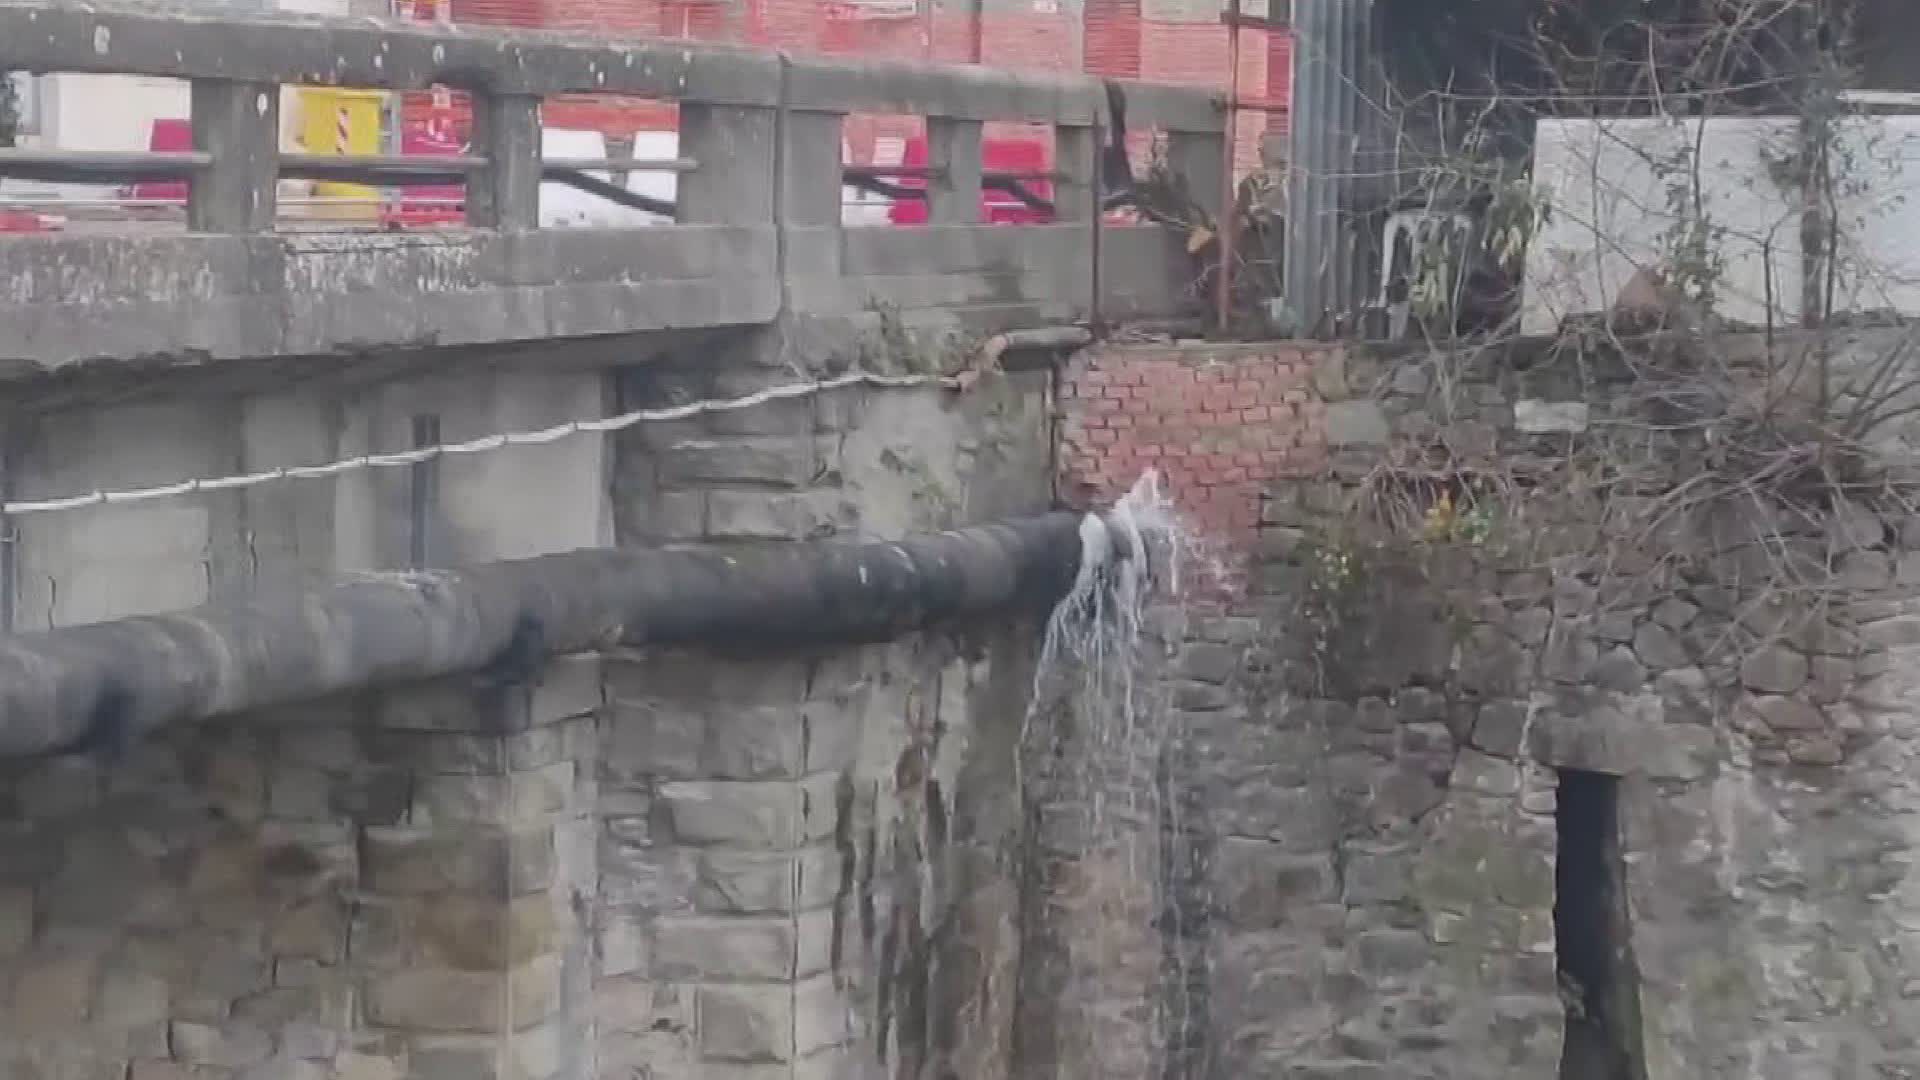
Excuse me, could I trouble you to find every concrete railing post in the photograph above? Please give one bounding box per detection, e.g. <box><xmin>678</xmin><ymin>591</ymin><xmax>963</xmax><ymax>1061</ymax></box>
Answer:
<box><xmin>188</xmin><ymin>79</ymin><xmax>279</xmax><ymax>233</ymax></box>
<box><xmin>777</xmin><ymin>107</ymin><xmax>846</xmax><ymax>313</ymax></box>
<box><xmin>1168</xmin><ymin>129</ymin><xmax>1226</xmax><ymax>223</ymax></box>
<box><xmin>926</xmin><ymin>115</ymin><xmax>984</xmax><ymax>224</ymax></box>
<box><xmin>1054</xmin><ymin>123</ymin><xmax>1099</xmax><ymax>224</ymax></box>
<box><xmin>469</xmin><ymin>93</ymin><xmax>543</xmax><ymax>230</ymax></box>
<box><xmin>677</xmin><ymin>104</ymin><xmax>779</xmax><ymax>225</ymax></box>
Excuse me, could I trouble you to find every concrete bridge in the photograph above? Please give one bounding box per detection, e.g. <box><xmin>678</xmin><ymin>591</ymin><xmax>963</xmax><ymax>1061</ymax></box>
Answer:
<box><xmin>0</xmin><ymin>2</ymin><xmax>1220</xmax><ymax>372</ymax></box>
<box><xmin>0</xmin><ymin>8</ymin><xmax>1226</xmax><ymax>1079</ymax></box>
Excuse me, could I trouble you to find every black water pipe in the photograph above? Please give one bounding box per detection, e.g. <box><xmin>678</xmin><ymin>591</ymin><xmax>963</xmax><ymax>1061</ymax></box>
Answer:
<box><xmin>0</xmin><ymin>512</ymin><xmax>1089</xmax><ymax>758</ymax></box>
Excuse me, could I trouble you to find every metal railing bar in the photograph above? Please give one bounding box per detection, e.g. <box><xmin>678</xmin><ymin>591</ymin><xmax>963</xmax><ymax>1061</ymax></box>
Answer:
<box><xmin>0</xmin><ymin>149</ymin><xmax>212</xmax><ymax>182</ymax></box>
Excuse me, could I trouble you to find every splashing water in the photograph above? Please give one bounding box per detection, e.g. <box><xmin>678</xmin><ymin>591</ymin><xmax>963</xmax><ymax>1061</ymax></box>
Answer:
<box><xmin>1022</xmin><ymin>470</ymin><xmax>1223</xmax><ymax>1078</ymax></box>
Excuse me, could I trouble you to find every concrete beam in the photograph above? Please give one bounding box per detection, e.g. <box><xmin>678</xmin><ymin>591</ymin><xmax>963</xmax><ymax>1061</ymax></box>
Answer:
<box><xmin>0</xmin><ymin>228</ymin><xmax>779</xmax><ymax>375</ymax></box>
<box><xmin>0</xmin><ymin>1</ymin><xmax>783</xmax><ymax>104</ymax></box>
<box><xmin>784</xmin><ymin>57</ymin><xmax>1101</xmax><ymax>123</ymax></box>
<box><xmin>1110</xmin><ymin>81</ymin><xmax>1228</xmax><ymax>135</ymax></box>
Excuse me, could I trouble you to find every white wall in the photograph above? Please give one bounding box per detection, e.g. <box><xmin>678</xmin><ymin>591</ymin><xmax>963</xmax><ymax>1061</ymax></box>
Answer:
<box><xmin>1522</xmin><ymin>114</ymin><xmax>1920</xmax><ymax>334</ymax></box>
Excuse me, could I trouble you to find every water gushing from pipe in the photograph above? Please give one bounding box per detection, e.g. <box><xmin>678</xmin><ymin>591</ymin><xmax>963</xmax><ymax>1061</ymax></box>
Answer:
<box><xmin>1022</xmin><ymin>471</ymin><xmax>1221</xmax><ymax>1078</ymax></box>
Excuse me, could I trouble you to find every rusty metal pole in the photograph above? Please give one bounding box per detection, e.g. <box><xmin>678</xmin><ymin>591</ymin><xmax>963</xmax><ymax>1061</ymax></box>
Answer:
<box><xmin>1216</xmin><ymin>0</ymin><xmax>1241</xmax><ymax>334</ymax></box>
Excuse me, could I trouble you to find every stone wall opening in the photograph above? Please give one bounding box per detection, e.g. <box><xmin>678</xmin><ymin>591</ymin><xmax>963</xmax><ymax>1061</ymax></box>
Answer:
<box><xmin>1554</xmin><ymin>768</ymin><xmax>1646</xmax><ymax>1080</ymax></box>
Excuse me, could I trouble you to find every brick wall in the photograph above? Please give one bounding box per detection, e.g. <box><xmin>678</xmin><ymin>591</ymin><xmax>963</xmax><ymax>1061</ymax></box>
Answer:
<box><xmin>1057</xmin><ymin>342</ymin><xmax>1332</xmax><ymax>565</ymax></box>
<box><xmin>444</xmin><ymin>0</ymin><xmax>1288</xmax><ymax>163</ymax></box>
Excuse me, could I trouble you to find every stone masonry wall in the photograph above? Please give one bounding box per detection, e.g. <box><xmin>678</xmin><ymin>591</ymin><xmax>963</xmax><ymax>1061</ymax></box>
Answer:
<box><xmin>0</xmin><ymin>343</ymin><xmax>1060</xmax><ymax>1079</ymax></box>
<box><xmin>1056</xmin><ymin>335</ymin><xmax>1920</xmax><ymax>1079</ymax></box>
<box><xmin>594</xmin><ymin>355</ymin><xmax>1056</xmax><ymax>1079</ymax></box>
<box><xmin>0</xmin><ymin>659</ymin><xmax>602</xmax><ymax>1080</ymax></box>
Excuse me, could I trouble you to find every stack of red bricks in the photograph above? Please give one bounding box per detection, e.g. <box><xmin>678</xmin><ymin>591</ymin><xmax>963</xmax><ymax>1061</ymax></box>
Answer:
<box><xmin>1058</xmin><ymin>343</ymin><xmax>1332</xmax><ymax>563</ymax></box>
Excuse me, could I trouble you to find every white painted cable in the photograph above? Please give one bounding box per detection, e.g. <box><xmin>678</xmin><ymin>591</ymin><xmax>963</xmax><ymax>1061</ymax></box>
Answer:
<box><xmin>3</xmin><ymin>370</ymin><xmax>938</xmax><ymax>517</ymax></box>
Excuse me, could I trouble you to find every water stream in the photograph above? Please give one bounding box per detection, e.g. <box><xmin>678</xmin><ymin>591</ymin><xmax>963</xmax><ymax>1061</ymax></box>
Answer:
<box><xmin>1022</xmin><ymin>470</ymin><xmax>1220</xmax><ymax>1078</ymax></box>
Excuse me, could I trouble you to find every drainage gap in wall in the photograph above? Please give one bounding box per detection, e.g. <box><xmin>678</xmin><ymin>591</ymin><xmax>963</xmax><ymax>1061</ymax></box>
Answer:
<box><xmin>1554</xmin><ymin>769</ymin><xmax>1648</xmax><ymax>1080</ymax></box>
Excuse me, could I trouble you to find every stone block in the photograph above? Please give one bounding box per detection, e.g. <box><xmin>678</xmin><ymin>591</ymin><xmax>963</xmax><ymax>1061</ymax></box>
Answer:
<box><xmin>1740</xmin><ymin>645</ymin><xmax>1810</xmax><ymax>694</ymax></box>
<box><xmin>794</xmin><ymin>1045</ymin><xmax>864</xmax><ymax>1080</ymax></box>
<box><xmin>507</xmin><ymin>716</ymin><xmax>594</xmax><ymax>773</ymax></box>
<box><xmin>802</xmin><ymin>695</ymin><xmax>866</xmax><ymax>774</ymax></box>
<box><xmin>606</xmin><ymin>699</ymin><xmax>706</xmax><ymax>781</ymax></box>
<box><xmin>1341</xmin><ymin>850</ymin><xmax>1413</xmax><ymax>906</ymax></box>
<box><xmin>530</xmin><ymin>657</ymin><xmax>605</xmax><ymax>726</ymax></box>
<box><xmin>13</xmin><ymin>949</ymin><xmax>98</xmax><ymax>1028</ymax></box>
<box><xmin>1647</xmin><ymin>726</ymin><xmax>1721</xmax><ymax>781</ymax></box>
<box><xmin>707</xmin><ymin>396</ymin><xmax>814</xmax><ymax>438</ymax></box>
<box><xmin>798</xmin><ymin>774</ymin><xmax>841</xmax><ymax>845</ymax></box>
<box><xmin>795</xmin><ymin>908</ymin><xmax>835</xmax><ymax>978</ymax></box>
<box><xmin>707</xmin><ymin>491</ymin><xmax>849</xmax><ymax>541</ymax></box>
<box><xmin>1839</xmin><ymin>549</ymin><xmax>1892</xmax><ymax>589</ymax></box>
<box><xmin>415</xmin><ymin>897</ymin><xmax>563</xmax><ymax>972</ymax></box>
<box><xmin>1180</xmin><ymin>642</ymin><xmax>1239</xmax><ymax>684</ymax></box>
<box><xmin>660</xmin><ymin>438</ymin><xmax>814</xmax><ymax>489</ymax></box>
<box><xmin>277</xmin><ymin>728</ymin><xmax>361</xmax><ymax>772</ymax></box>
<box><xmin>267</xmin><ymin>766</ymin><xmax>333</xmax><ymax>821</ymax></box>
<box><xmin>407</xmin><ymin>1038</ymin><xmax>505</xmax><ymax>1080</ymax></box>
<box><xmin>1633</xmin><ymin>621</ymin><xmax>1691</xmax><ymax>670</ymax></box>
<box><xmin>707</xmin><ymin>706</ymin><xmax>807</xmax><ymax>780</ymax></box>
<box><xmin>1513</xmin><ymin>399</ymin><xmax>1589</xmax><ymax>434</ymax></box>
<box><xmin>654</xmin><ymin>916</ymin><xmax>796</xmax><ymax>981</ymax></box>
<box><xmin>362</xmin><ymin>827</ymin><xmax>551</xmax><ymax>897</ymax></box>
<box><xmin>661</xmin><ymin>781</ymin><xmax>804</xmax><ymax>849</ymax></box>
<box><xmin>334</xmin><ymin>1053</ymin><xmax>405</xmax><ymax>1080</ymax></box>
<box><xmin>1354</xmin><ymin>930</ymin><xmax>1429</xmax><ymax>977</ymax></box>
<box><xmin>793</xmin><ymin>976</ymin><xmax>851</xmax><ymax>1057</ymax></box>
<box><xmin>365</xmin><ymin>969</ymin><xmax>502</xmax><ymax>1033</ymax></box>
<box><xmin>507</xmin><ymin>1019</ymin><xmax>569</xmax><ymax>1080</ymax></box>
<box><xmin>1325</xmin><ymin>401</ymin><xmax>1389</xmax><ymax>447</ymax></box>
<box><xmin>282</xmin><ymin>1021</ymin><xmax>343</xmax><ymax>1061</ymax></box>
<box><xmin>1809</xmin><ymin>655</ymin><xmax>1856</xmax><ymax>705</ymax></box>
<box><xmin>1454</xmin><ymin>749</ymin><xmax>1521</xmax><ymax>796</ymax></box>
<box><xmin>623</xmin><ymin>489</ymin><xmax>707</xmax><ymax>543</ymax></box>
<box><xmin>1217</xmin><ymin>839</ymin><xmax>1335</xmax><ymax>927</ymax></box>
<box><xmin>508</xmin><ymin>954</ymin><xmax>564</xmax><ymax>1026</ymax></box>
<box><xmin>0</xmin><ymin>887</ymin><xmax>31</xmax><ymax>955</ymax></box>
<box><xmin>1470</xmin><ymin>702</ymin><xmax>1528</xmax><ymax>758</ymax></box>
<box><xmin>371</xmin><ymin>730</ymin><xmax>505</xmax><ymax>775</ymax></box>
<box><xmin>171</xmin><ymin>1020</ymin><xmax>275</xmax><ymax>1068</ymax></box>
<box><xmin>693</xmin><ymin>850</ymin><xmax>820</xmax><ymax>915</ymax></box>
<box><xmin>1741</xmin><ymin>694</ymin><xmax>1826</xmax><ymax>733</ymax></box>
<box><xmin>410</xmin><ymin>773</ymin><xmax>518</xmax><ymax>830</ymax></box>
<box><xmin>129</xmin><ymin>1064</ymin><xmax>196</xmax><ymax>1080</ymax></box>
<box><xmin>333</xmin><ymin>768</ymin><xmax>412</xmax><ymax>827</ymax></box>
<box><xmin>698</xmin><ymin>985</ymin><xmax>794</xmax><ymax>1062</ymax></box>
<box><xmin>13</xmin><ymin>757</ymin><xmax>103</xmax><ymax>818</ymax></box>
<box><xmin>598</xmin><ymin>1030</ymin><xmax>697</xmax><ymax>1078</ymax></box>
<box><xmin>374</xmin><ymin>680</ymin><xmax>527</xmax><ymax>734</ymax></box>
<box><xmin>598</xmin><ymin>912</ymin><xmax>649</xmax><ymax>978</ymax></box>
<box><xmin>96</xmin><ymin>969</ymin><xmax>170</xmax><ymax>1031</ymax></box>
<box><xmin>1592</xmin><ymin>646</ymin><xmax>1648</xmax><ymax>693</ymax></box>
<box><xmin>599</xmin><ymin>833</ymin><xmax>696</xmax><ymax>913</ymax></box>
<box><xmin>1786</xmin><ymin>733</ymin><xmax>1844</xmax><ymax>765</ymax></box>
<box><xmin>1864</xmin><ymin>616</ymin><xmax>1920</xmax><ymax>649</ymax></box>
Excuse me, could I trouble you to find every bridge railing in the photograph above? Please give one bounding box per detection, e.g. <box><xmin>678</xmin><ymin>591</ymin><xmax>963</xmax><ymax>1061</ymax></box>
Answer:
<box><xmin>0</xmin><ymin>3</ymin><xmax>1225</xmax><ymax>369</ymax></box>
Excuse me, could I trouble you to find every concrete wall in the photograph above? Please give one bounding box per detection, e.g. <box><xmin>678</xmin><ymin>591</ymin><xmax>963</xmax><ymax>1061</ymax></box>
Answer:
<box><xmin>4</xmin><ymin>362</ymin><xmax>612</xmax><ymax>630</ymax></box>
<box><xmin>1522</xmin><ymin>115</ymin><xmax>1920</xmax><ymax>334</ymax></box>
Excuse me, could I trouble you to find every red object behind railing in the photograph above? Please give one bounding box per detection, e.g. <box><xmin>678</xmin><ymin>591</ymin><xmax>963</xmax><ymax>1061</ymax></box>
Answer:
<box><xmin>127</xmin><ymin>118</ymin><xmax>191</xmax><ymax>205</ymax></box>
<box><xmin>0</xmin><ymin>209</ymin><xmax>53</xmax><ymax>232</ymax></box>
<box><xmin>886</xmin><ymin>135</ymin><xmax>1054</xmax><ymax>225</ymax></box>
<box><xmin>382</xmin><ymin>117</ymin><xmax>468</xmax><ymax>228</ymax></box>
